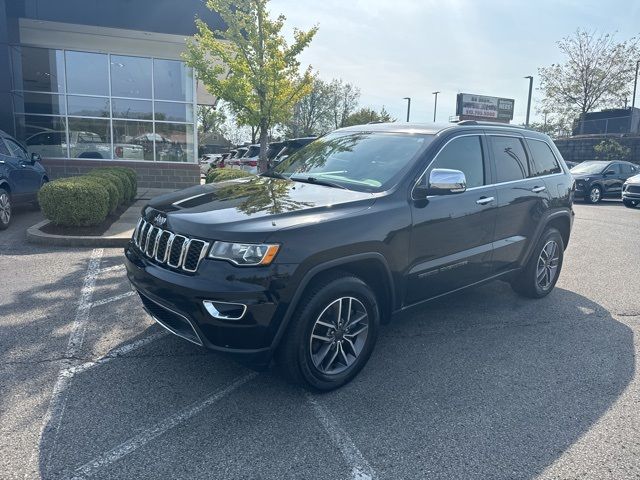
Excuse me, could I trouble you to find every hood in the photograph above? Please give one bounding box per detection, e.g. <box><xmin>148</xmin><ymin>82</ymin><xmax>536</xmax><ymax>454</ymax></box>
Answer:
<box><xmin>571</xmin><ymin>173</ymin><xmax>598</xmax><ymax>180</ymax></box>
<box><xmin>625</xmin><ymin>173</ymin><xmax>640</xmax><ymax>184</ymax></box>
<box><xmin>144</xmin><ymin>177</ymin><xmax>377</xmax><ymax>242</ymax></box>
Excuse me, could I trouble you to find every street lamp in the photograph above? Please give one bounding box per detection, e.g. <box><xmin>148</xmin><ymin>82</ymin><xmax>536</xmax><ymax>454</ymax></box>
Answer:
<box><xmin>403</xmin><ymin>97</ymin><xmax>411</xmax><ymax>122</ymax></box>
<box><xmin>524</xmin><ymin>76</ymin><xmax>533</xmax><ymax>127</ymax></box>
<box><xmin>632</xmin><ymin>60</ymin><xmax>639</xmax><ymax>109</ymax></box>
<box><xmin>432</xmin><ymin>91</ymin><xmax>440</xmax><ymax>122</ymax></box>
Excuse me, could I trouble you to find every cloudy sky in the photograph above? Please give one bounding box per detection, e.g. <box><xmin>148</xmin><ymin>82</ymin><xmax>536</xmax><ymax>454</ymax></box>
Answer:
<box><xmin>270</xmin><ymin>0</ymin><xmax>640</xmax><ymax>125</ymax></box>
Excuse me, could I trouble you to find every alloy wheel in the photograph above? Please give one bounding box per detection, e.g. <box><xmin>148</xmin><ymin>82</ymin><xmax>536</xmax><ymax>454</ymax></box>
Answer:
<box><xmin>0</xmin><ymin>193</ymin><xmax>10</xmax><ymax>225</ymax></box>
<box><xmin>309</xmin><ymin>297</ymin><xmax>369</xmax><ymax>375</ymax></box>
<box><xmin>590</xmin><ymin>187</ymin><xmax>601</xmax><ymax>203</ymax></box>
<box><xmin>536</xmin><ymin>240</ymin><xmax>560</xmax><ymax>290</ymax></box>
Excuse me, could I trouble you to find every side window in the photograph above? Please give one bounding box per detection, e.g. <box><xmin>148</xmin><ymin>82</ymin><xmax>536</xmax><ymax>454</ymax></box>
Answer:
<box><xmin>0</xmin><ymin>139</ymin><xmax>11</xmax><ymax>156</ymax></box>
<box><xmin>428</xmin><ymin>135</ymin><xmax>485</xmax><ymax>188</ymax></box>
<box><xmin>489</xmin><ymin>136</ymin><xmax>529</xmax><ymax>183</ymax></box>
<box><xmin>607</xmin><ymin>163</ymin><xmax>621</xmax><ymax>175</ymax></box>
<box><xmin>621</xmin><ymin>163</ymin><xmax>636</xmax><ymax>175</ymax></box>
<box><xmin>526</xmin><ymin>139</ymin><xmax>561</xmax><ymax>177</ymax></box>
<box><xmin>5</xmin><ymin>138</ymin><xmax>29</xmax><ymax>161</ymax></box>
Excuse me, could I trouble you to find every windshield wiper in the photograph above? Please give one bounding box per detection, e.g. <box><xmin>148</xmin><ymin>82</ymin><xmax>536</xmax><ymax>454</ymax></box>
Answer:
<box><xmin>290</xmin><ymin>175</ymin><xmax>349</xmax><ymax>190</ymax></box>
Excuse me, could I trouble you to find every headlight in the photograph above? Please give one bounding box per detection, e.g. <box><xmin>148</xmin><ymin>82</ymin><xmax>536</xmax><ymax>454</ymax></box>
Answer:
<box><xmin>209</xmin><ymin>241</ymin><xmax>280</xmax><ymax>266</ymax></box>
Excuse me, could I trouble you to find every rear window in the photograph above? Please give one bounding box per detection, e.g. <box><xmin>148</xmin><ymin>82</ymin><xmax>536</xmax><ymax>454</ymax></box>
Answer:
<box><xmin>526</xmin><ymin>139</ymin><xmax>561</xmax><ymax>177</ymax></box>
<box><xmin>489</xmin><ymin>136</ymin><xmax>529</xmax><ymax>182</ymax></box>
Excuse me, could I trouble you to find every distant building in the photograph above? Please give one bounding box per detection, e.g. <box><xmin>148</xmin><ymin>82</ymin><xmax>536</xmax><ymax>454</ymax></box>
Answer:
<box><xmin>198</xmin><ymin>131</ymin><xmax>232</xmax><ymax>156</ymax></box>
<box><xmin>572</xmin><ymin>108</ymin><xmax>640</xmax><ymax>136</ymax></box>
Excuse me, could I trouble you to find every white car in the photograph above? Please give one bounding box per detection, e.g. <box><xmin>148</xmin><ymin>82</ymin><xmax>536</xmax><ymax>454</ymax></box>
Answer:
<box><xmin>26</xmin><ymin>130</ymin><xmax>144</xmax><ymax>160</ymax></box>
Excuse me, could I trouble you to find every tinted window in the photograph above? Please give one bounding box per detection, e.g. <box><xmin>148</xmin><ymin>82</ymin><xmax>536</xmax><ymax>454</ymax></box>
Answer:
<box><xmin>110</xmin><ymin>55</ymin><xmax>152</xmax><ymax>98</ymax></box>
<box><xmin>14</xmin><ymin>46</ymin><xmax>65</xmax><ymax>93</ymax></box>
<box><xmin>65</xmin><ymin>51</ymin><xmax>109</xmax><ymax>96</ymax></box>
<box><xmin>429</xmin><ymin>135</ymin><xmax>485</xmax><ymax>188</ymax></box>
<box><xmin>5</xmin><ymin>139</ymin><xmax>28</xmax><ymax>160</ymax></box>
<box><xmin>490</xmin><ymin>136</ymin><xmax>529</xmax><ymax>182</ymax></box>
<box><xmin>621</xmin><ymin>163</ymin><xmax>637</xmax><ymax>174</ymax></box>
<box><xmin>153</xmin><ymin>59</ymin><xmax>192</xmax><ymax>101</ymax></box>
<box><xmin>607</xmin><ymin>163</ymin><xmax>621</xmax><ymax>175</ymax></box>
<box><xmin>527</xmin><ymin>139</ymin><xmax>561</xmax><ymax>177</ymax></box>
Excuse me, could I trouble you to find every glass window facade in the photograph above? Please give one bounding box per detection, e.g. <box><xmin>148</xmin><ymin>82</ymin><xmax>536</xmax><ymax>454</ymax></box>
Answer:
<box><xmin>11</xmin><ymin>46</ymin><xmax>196</xmax><ymax>163</ymax></box>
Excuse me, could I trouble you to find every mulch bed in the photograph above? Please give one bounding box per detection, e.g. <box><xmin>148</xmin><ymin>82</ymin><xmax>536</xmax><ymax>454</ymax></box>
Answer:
<box><xmin>41</xmin><ymin>204</ymin><xmax>131</xmax><ymax>237</ymax></box>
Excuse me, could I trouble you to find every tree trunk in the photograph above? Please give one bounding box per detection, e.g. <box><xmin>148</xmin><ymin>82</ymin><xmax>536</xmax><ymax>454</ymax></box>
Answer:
<box><xmin>258</xmin><ymin>118</ymin><xmax>269</xmax><ymax>173</ymax></box>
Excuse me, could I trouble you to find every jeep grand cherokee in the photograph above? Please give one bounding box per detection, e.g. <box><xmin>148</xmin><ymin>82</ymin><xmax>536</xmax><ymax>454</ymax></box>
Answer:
<box><xmin>125</xmin><ymin>121</ymin><xmax>574</xmax><ymax>390</ymax></box>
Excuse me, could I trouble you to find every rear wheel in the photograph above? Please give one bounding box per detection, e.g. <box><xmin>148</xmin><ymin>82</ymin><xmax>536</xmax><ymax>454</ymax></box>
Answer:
<box><xmin>585</xmin><ymin>185</ymin><xmax>602</xmax><ymax>204</ymax></box>
<box><xmin>511</xmin><ymin>227</ymin><xmax>564</xmax><ymax>298</ymax></box>
<box><xmin>623</xmin><ymin>199</ymin><xmax>638</xmax><ymax>208</ymax></box>
<box><xmin>0</xmin><ymin>188</ymin><xmax>12</xmax><ymax>230</ymax></box>
<box><xmin>277</xmin><ymin>273</ymin><xmax>380</xmax><ymax>391</ymax></box>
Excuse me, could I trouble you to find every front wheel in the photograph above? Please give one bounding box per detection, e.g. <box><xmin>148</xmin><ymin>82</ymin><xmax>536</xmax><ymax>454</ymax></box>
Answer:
<box><xmin>511</xmin><ymin>228</ymin><xmax>564</xmax><ymax>298</ymax></box>
<box><xmin>277</xmin><ymin>273</ymin><xmax>380</xmax><ymax>391</ymax></box>
<box><xmin>585</xmin><ymin>185</ymin><xmax>602</xmax><ymax>204</ymax></box>
<box><xmin>0</xmin><ymin>188</ymin><xmax>12</xmax><ymax>230</ymax></box>
<box><xmin>623</xmin><ymin>199</ymin><xmax>638</xmax><ymax>208</ymax></box>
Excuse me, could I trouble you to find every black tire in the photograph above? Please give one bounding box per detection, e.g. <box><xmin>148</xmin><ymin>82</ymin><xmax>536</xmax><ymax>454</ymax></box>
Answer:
<box><xmin>511</xmin><ymin>227</ymin><xmax>564</xmax><ymax>298</ymax></box>
<box><xmin>277</xmin><ymin>272</ymin><xmax>380</xmax><ymax>391</ymax></box>
<box><xmin>0</xmin><ymin>187</ymin><xmax>12</xmax><ymax>230</ymax></box>
<box><xmin>585</xmin><ymin>185</ymin><xmax>602</xmax><ymax>204</ymax></box>
<box><xmin>623</xmin><ymin>199</ymin><xmax>638</xmax><ymax>208</ymax></box>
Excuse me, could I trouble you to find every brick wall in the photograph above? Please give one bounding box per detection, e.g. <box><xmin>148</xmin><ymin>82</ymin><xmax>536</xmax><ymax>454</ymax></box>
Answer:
<box><xmin>39</xmin><ymin>158</ymin><xmax>200</xmax><ymax>189</ymax></box>
<box><xmin>554</xmin><ymin>135</ymin><xmax>640</xmax><ymax>165</ymax></box>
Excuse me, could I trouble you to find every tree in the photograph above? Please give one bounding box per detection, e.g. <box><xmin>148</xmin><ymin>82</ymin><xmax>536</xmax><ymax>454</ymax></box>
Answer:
<box><xmin>343</xmin><ymin>106</ymin><xmax>395</xmax><ymax>127</ymax></box>
<box><xmin>594</xmin><ymin>138</ymin><xmax>631</xmax><ymax>162</ymax></box>
<box><xmin>539</xmin><ymin>30</ymin><xmax>640</xmax><ymax>132</ymax></box>
<box><xmin>197</xmin><ymin>105</ymin><xmax>227</xmax><ymax>135</ymax></box>
<box><xmin>285</xmin><ymin>77</ymin><xmax>334</xmax><ymax>137</ymax></box>
<box><xmin>185</xmin><ymin>0</ymin><xmax>318</xmax><ymax>171</ymax></box>
<box><xmin>327</xmin><ymin>79</ymin><xmax>361</xmax><ymax>129</ymax></box>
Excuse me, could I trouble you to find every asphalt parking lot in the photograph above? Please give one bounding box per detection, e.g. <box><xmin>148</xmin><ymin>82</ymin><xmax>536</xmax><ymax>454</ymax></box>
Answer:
<box><xmin>1</xmin><ymin>200</ymin><xmax>639</xmax><ymax>480</ymax></box>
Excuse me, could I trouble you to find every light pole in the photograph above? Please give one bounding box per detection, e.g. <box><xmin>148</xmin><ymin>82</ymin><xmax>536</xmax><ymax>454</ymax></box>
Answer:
<box><xmin>632</xmin><ymin>60</ymin><xmax>639</xmax><ymax>109</ymax></box>
<box><xmin>432</xmin><ymin>91</ymin><xmax>440</xmax><ymax>122</ymax></box>
<box><xmin>403</xmin><ymin>97</ymin><xmax>411</xmax><ymax>122</ymax></box>
<box><xmin>524</xmin><ymin>76</ymin><xmax>533</xmax><ymax>127</ymax></box>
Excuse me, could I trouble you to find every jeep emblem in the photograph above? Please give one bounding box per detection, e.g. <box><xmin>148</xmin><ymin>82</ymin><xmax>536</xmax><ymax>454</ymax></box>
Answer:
<box><xmin>153</xmin><ymin>214</ymin><xmax>167</xmax><ymax>227</ymax></box>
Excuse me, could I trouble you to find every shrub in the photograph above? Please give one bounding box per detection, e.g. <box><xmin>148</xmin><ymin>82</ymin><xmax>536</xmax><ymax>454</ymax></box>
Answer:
<box><xmin>91</xmin><ymin>168</ymin><xmax>134</xmax><ymax>202</ymax></box>
<box><xmin>86</xmin><ymin>171</ymin><xmax>126</xmax><ymax>208</ymax></box>
<box><xmin>206</xmin><ymin>168</ymin><xmax>253</xmax><ymax>183</ymax></box>
<box><xmin>38</xmin><ymin>177</ymin><xmax>109</xmax><ymax>226</ymax></box>
<box><xmin>108</xmin><ymin>167</ymin><xmax>137</xmax><ymax>197</ymax></box>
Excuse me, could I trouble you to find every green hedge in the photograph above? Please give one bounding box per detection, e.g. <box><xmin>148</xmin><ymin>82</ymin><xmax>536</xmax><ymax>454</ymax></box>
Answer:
<box><xmin>86</xmin><ymin>171</ymin><xmax>125</xmax><ymax>210</ymax></box>
<box><xmin>38</xmin><ymin>177</ymin><xmax>109</xmax><ymax>226</ymax></box>
<box><xmin>206</xmin><ymin>168</ymin><xmax>253</xmax><ymax>184</ymax></box>
<box><xmin>91</xmin><ymin>168</ymin><xmax>135</xmax><ymax>202</ymax></box>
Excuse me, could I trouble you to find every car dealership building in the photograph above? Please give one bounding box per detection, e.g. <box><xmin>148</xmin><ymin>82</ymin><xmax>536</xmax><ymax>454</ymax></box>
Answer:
<box><xmin>0</xmin><ymin>0</ymin><xmax>223</xmax><ymax>188</ymax></box>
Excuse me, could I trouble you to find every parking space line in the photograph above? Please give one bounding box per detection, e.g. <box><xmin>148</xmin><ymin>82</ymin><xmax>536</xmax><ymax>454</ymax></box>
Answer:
<box><xmin>306</xmin><ymin>393</ymin><xmax>377</xmax><ymax>480</ymax></box>
<box><xmin>25</xmin><ymin>248</ymin><xmax>104</xmax><ymax>480</ymax></box>
<box><xmin>96</xmin><ymin>264</ymin><xmax>125</xmax><ymax>274</ymax></box>
<box><xmin>63</xmin><ymin>372</ymin><xmax>258</xmax><ymax>480</ymax></box>
<box><xmin>88</xmin><ymin>291</ymin><xmax>136</xmax><ymax>308</ymax></box>
<box><xmin>63</xmin><ymin>330</ymin><xmax>169</xmax><ymax>377</ymax></box>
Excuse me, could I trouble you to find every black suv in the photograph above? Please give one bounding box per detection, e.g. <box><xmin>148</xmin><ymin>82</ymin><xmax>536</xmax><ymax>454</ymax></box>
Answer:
<box><xmin>125</xmin><ymin>122</ymin><xmax>574</xmax><ymax>390</ymax></box>
<box><xmin>570</xmin><ymin>160</ymin><xmax>639</xmax><ymax>204</ymax></box>
<box><xmin>0</xmin><ymin>130</ymin><xmax>48</xmax><ymax>229</ymax></box>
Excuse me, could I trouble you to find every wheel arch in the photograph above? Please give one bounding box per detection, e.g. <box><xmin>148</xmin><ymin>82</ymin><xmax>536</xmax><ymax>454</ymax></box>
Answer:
<box><xmin>519</xmin><ymin>210</ymin><xmax>572</xmax><ymax>268</ymax></box>
<box><xmin>0</xmin><ymin>179</ymin><xmax>10</xmax><ymax>194</ymax></box>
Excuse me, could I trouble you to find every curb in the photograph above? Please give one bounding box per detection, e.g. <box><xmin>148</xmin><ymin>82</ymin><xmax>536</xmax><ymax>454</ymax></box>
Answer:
<box><xmin>26</xmin><ymin>220</ymin><xmax>131</xmax><ymax>247</ymax></box>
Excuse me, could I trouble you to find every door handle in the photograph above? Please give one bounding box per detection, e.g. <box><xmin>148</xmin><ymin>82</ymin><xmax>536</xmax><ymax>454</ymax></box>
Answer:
<box><xmin>531</xmin><ymin>186</ymin><xmax>546</xmax><ymax>193</ymax></box>
<box><xmin>476</xmin><ymin>196</ymin><xmax>495</xmax><ymax>205</ymax></box>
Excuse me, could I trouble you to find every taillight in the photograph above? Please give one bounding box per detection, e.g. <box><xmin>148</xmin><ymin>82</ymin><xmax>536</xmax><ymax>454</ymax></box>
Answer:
<box><xmin>249</xmin><ymin>160</ymin><xmax>257</xmax><ymax>167</ymax></box>
<box><xmin>115</xmin><ymin>146</ymin><xmax>123</xmax><ymax>158</ymax></box>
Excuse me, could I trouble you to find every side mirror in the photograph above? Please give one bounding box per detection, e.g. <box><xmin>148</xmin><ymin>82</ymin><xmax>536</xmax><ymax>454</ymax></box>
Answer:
<box><xmin>604</xmin><ymin>170</ymin><xmax>615</xmax><ymax>176</ymax></box>
<box><xmin>428</xmin><ymin>168</ymin><xmax>467</xmax><ymax>195</ymax></box>
<box><xmin>31</xmin><ymin>152</ymin><xmax>41</xmax><ymax>163</ymax></box>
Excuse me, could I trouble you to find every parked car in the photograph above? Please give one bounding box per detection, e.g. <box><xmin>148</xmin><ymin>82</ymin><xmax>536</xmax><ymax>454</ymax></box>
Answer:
<box><xmin>272</xmin><ymin>137</ymin><xmax>317</xmax><ymax>165</ymax></box>
<box><xmin>238</xmin><ymin>144</ymin><xmax>260</xmax><ymax>173</ymax></box>
<box><xmin>267</xmin><ymin>141</ymin><xmax>285</xmax><ymax>162</ymax></box>
<box><xmin>0</xmin><ymin>130</ymin><xmax>48</xmax><ymax>229</ymax></box>
<box><xmin>622</xmin><ymin>173</ymin><xmax>640</xmax><ymax>208</ymax></box>
<box><xmin>125</xmin><ymin>121</ymin><xmax>573</xmax><ymax>390</ymax></box>
<box><xmin>199</xmin><ymin>154</ymin><xmax>223</xmax><ymax>175</ymax></box>
<box><xmin>570</xmin><ymin>160</ymin><xmax>639</xmax><ymax>203</ymax></box>
<box><xmin>26</xmin><ymin>130</ymin><xmax>145</xmax><ymax>160</ymax></box>
<box><xmin>565</xmin><ymin>160</ymin><xmax>578</xmax><ymax>169</ymax></box>
<box><xmin>227</xmin><ymin>147</ymin><xmax>248</xmax><ymax>167</ymax></box>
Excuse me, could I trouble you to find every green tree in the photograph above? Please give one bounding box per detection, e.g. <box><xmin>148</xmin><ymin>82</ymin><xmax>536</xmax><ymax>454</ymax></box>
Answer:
<box><xmin>285</xmin><ymin>77</ymin><xmax>334</xmax><ymax>137</ymax></box>
<box><xmin>343</xmin><ymin>106</ymin><xmax>395</xmax><ymax>127</ymax></box>
<box><xmin>594</xmin><ymin>138</ymin><xmax>631</xmax><ymax>162</ymax></box>
<box><xmin>328</xmin><ymin>79</ymin><xmax>361</xmax><ymax>129</ymax></box>
<box><xmin>185</xmin><ymin>0</ymin><xmax>318</xmax><ymax>171</ymax></box>
<box><xmin>197</xmin><ymin>105</ymin><xmax>227</xmax><ymax>135</ymax></box>
<box><xmin>539</xmin><ymin>30</ymin><xmax>640</xmax><ymax>133</ymax></box>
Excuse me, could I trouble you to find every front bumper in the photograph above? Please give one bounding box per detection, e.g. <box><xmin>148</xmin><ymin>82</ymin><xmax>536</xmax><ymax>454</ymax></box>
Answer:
<box><xmin>124</xmin><ymin>243</ymin><xmax>297</xmax><ymax>368</ymax></box>
<box><xmin>622</xmin><ymin>186</ymin><xmax>640</xmax><ymax>200</ymax></box>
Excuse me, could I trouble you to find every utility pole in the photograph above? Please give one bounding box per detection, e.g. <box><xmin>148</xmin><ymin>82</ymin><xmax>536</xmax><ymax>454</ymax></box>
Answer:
<box><xmin>524</xmin><ymin>76</ymin><xmax>533</xmax><ymax>127</ymax></box>
<box><xmin>432</xmin><ymin>91</ymin><xmax>440</xmax><ymax>122</ymax></box>
<box><xmin>403</xmin><ymin>97</ymin><xmax>411</xmax><ymax>122</ymax></box>
<box><xmin>632</xmin><ymin>60</ymin><xmax>639</xmax><ymax>109</ymax></box>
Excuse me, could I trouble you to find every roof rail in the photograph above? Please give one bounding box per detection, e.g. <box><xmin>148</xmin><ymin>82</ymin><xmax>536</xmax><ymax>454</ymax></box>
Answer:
<box><xmin>457</xmin><ymin>120</ymin><xmax>526</xmax><ymax>129</ymax></box>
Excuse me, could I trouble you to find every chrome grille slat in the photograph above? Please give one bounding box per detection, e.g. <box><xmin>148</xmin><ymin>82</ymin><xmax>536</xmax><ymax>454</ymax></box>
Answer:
<box><xmin>131</xmin><ymin>217</ymin><xmax>209</xmax><ymax>273</ymax></box>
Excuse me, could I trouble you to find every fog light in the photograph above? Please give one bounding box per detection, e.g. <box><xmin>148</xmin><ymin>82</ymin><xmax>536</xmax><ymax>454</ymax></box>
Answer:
<box><xmin>203</xmin><ymin>300</ymin><xmax>247</xmax><ymax>320</ymax></box>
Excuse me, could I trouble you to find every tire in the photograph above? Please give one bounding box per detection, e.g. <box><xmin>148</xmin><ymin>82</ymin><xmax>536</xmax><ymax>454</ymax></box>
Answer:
<box><xmin>277</xmin><ymin>272</ymin><xmax>380</xmax><ymax>391</ymax></box>
<box><xmin>0</xmin><ymin>188</ymin><xmax>12</xmax><ymax>230</ymax></box>
<box><xmin>623</xmin><ymin>199</ymin><xmax>638</xmax><ymax>208</ymax></box>
<box><xmin>511</xmin><ymin>227</ymin><xmax>564</xmax><ymax>299</ymax></box>
<box><xmin>585</xmin><ymin>185</ymin><xmax>602</xmax><ymax>204</ymax></box>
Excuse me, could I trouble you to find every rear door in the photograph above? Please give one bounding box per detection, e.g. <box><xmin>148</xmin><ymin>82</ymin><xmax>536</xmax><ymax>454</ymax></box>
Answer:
<box><xmin>488</xmin><ymin>133</ymin><xmax>551</xmax><ymax>272</ymax></box>
<box><xmin>602</xmin><ymin>162</ymin><xmax>624</xmax><ymax>195</ymax></box>
<box><xmin>406</xmin><ymin>133</ymin><xmax>498</xmax><ymax>304</ymax></box>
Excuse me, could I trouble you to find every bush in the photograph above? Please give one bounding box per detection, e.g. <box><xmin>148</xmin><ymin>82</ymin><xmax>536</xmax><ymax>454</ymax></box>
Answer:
<box><xmin>91</xmin><ymin>167</ymin><xmax>135</xmax><ymax>202</ymax></box>
<box><xmin>86</xmin><ymin>171</ymin><xmax>125</xmax><ymax>208</ymax></box>
<box><xmin>38</xmin><ymin>177</ymin><xmax>109</xmax><ymax>226</ymax></box>
<box><xmin>108</xmin><ymin>167</ymin><xmax>137</xmax><ymax>198</ymax></box>
<box><xmin>206</xmin><ymin>168</ymin><xmax>253</xmax><ymax>183</ymax></box>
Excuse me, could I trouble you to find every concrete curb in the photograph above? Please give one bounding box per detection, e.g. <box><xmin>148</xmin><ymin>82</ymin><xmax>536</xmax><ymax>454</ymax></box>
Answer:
<box><xmin>26</xmin><ymin>220</ymin><xmax>131</xmax><ymax>247</ymax></box>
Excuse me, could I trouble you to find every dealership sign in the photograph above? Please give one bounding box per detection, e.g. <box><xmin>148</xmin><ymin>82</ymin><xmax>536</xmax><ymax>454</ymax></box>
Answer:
<box><xmin>456</xmin><ymin>93</ymin><xmax>515</xmax><ymax>122</ymax></box>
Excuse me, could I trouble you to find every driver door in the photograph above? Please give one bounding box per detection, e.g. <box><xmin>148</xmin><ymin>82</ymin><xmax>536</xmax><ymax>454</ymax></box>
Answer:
<box><xmin>5</xmin><ymin>138</ymin><xmax>41</xmax><ymax>196</ymax></box>
<box><xmin>406</xmin><ymin>134</ymin><xmax>498</xmax><ymax>305</ymax></box>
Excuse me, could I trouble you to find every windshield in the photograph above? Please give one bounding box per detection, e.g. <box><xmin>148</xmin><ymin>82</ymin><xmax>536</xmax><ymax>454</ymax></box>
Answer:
<box><xmin>274</xmin><ymin>131</ymin><xmax>432</xmax><ymax>192</ymax></box>
<box><xmin>246</xmin><ymin>146</ymin><xmax>260</xmax><ymax>157</ymax></box>
<box><xmin>571</xmin><ymin>161</ymin><xmax>608</xmax><ymax>175</ymax></box>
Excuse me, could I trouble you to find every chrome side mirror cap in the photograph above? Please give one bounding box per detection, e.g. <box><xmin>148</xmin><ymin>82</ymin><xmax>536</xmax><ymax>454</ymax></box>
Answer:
<box><xmin>428</xmin><ymin>168</ymin><xmax>467</xmax><ymax>195</ymax></box>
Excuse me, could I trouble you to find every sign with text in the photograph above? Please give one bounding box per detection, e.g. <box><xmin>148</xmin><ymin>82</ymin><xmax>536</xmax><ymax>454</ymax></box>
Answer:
<box><xmin>456</xmin><ymin>93</ymin><xmax>515</xmax><ymax>122</ymax></box>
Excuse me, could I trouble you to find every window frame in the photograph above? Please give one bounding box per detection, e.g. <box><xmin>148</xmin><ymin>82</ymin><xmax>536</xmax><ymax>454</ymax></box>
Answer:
<box><xmin>5</xmin><ymin>138</ymin><xmax>29</xmax><ymax>160</ymax></box>
<box><xmin>487</xmin><ymin>133</ymin><xmax>532</xmax><ymax>184</ymax></box>
<box><xmin>525</xmin><ymin>137</ymin><xmax>562</xmax><ymax>178</ymax></box>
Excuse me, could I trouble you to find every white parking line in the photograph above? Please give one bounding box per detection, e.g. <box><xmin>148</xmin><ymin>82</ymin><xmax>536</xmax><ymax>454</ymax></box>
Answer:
<box><xmin>96</xmin><ymin>264</ymin><xmax>125</xmax><ymax>274</ymax></box>
<box><xmin>64</xmin><ymin>372</ymin><xmax>258</xmax><ymax>480</ymax></box>
<box><xmin>306</xmin><ymin>393</ymin><xmax>377</xmax><ymax>480</ymax></box>
<box><xmin>88</xmin><ymin>291</ymin><xmax>136</xmax><ymax>308</ymax></box>
<box><xmin>25</xmin><ymin>248</ymin><xmax>104</xmax><ymax>480</ymax></box>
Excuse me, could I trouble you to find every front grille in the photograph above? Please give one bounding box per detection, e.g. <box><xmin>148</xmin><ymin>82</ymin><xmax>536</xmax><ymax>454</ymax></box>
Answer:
<box><xmin>132</xmin><ymin>217</ymin><xmax>209</xmax><ymax>273</ymax></box>
<box><xmin>627</xmin><ymin>184</ymin><xmax>640</xmax><ymax>193</ymax></box>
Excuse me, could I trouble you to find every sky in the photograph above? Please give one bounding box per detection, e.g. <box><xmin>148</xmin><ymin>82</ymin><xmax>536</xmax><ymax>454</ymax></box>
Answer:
<box><xmin>269</xmin><ymin>0</ymin><xmax>640</xmax><ymax>125</ymax></box>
